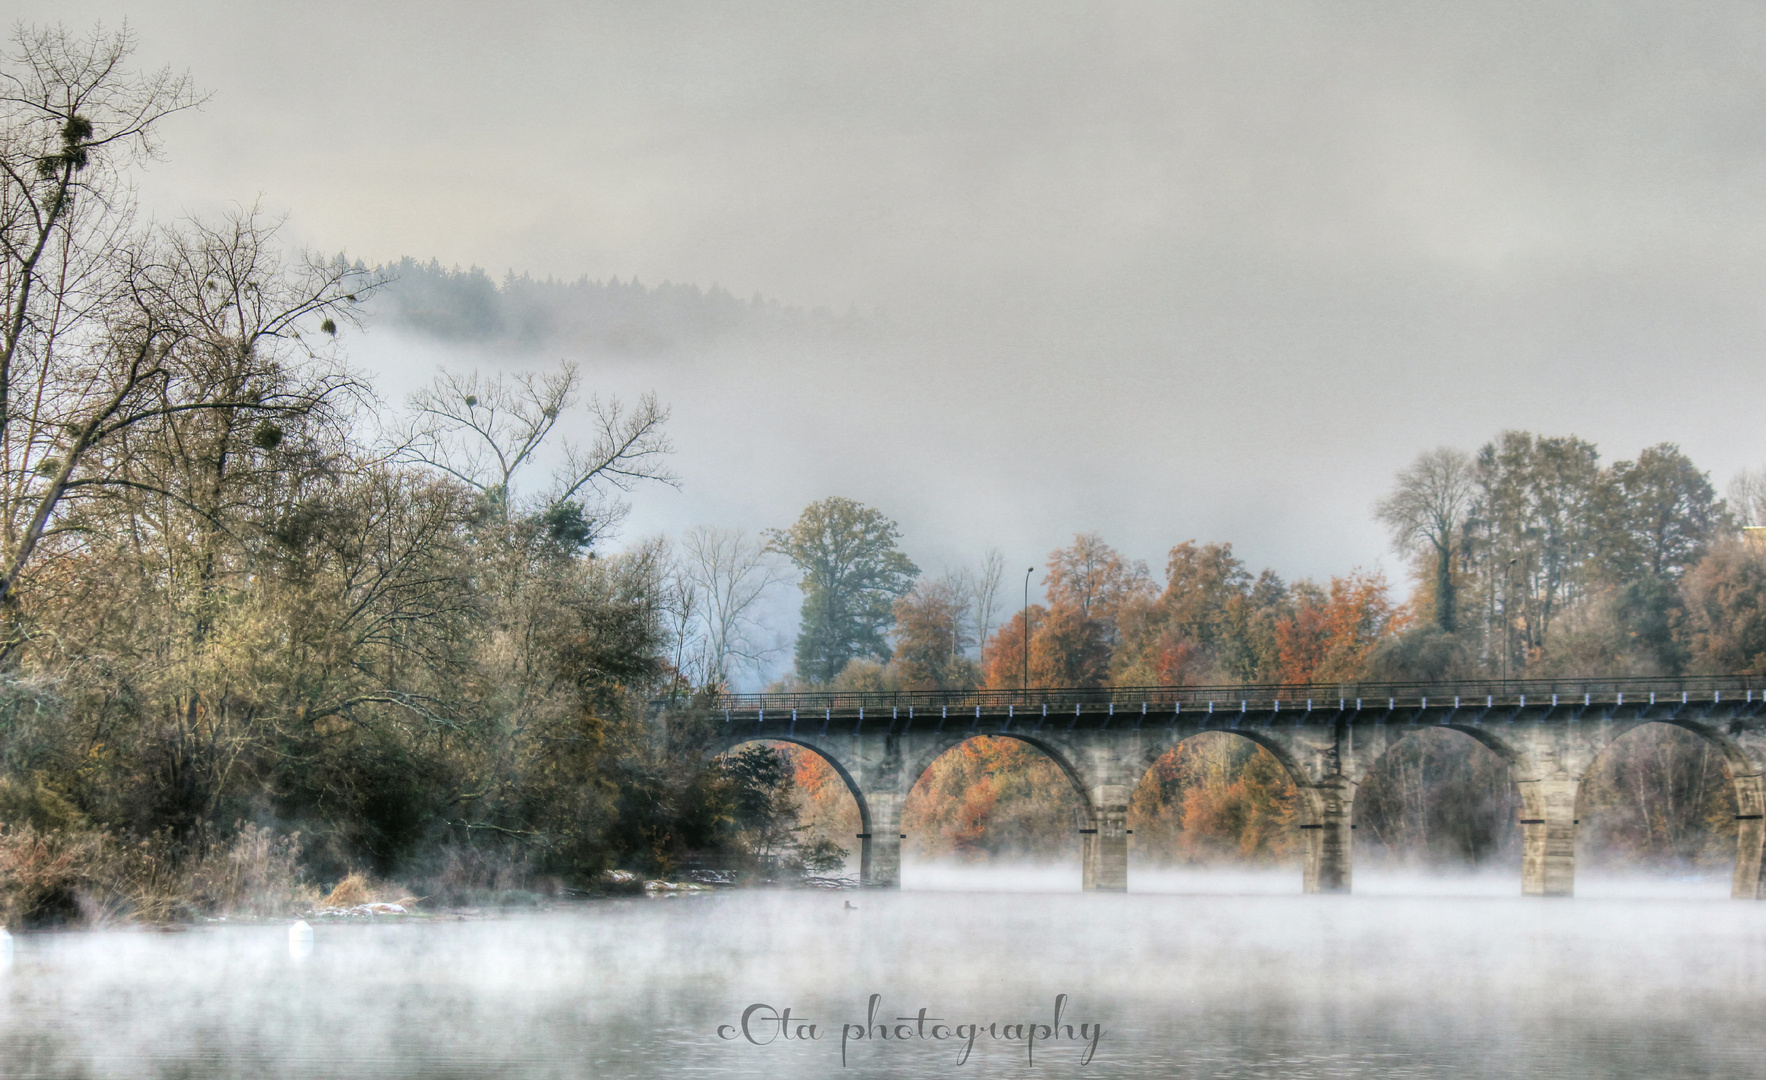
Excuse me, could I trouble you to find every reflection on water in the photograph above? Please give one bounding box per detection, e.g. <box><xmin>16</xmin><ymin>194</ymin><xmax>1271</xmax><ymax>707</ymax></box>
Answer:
<box><xmin>912</xmin><ymin>862</ymin><xmax>1741</xmax><ymax>899</ymax></box>
<box><xmin>2</xmin><ymin>870</ymin><xmax>1765</xmax><ymax>1078</ymax></box>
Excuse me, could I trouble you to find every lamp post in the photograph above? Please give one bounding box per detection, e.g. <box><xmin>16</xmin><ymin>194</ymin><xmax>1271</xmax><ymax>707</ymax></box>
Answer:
<box><xmin>1023</xmin><ymin>566</ymin><xmax>1035</xmax><ymax>691</ymax></box>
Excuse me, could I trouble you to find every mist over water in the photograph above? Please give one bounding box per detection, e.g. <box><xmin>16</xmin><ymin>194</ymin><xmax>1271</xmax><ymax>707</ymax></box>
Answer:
<box><xmin>3</xmin><ymin>871</ymin><xmax>1763</xmax><ymax>1079</ymax></box>
<box><xmin>907</xmin><ymin>860</ymin><xmax>1741</xmax><ymax>899</ymax></box>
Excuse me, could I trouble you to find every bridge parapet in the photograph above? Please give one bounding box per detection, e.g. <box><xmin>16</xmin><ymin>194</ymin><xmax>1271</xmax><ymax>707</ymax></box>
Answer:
<box><xmin>693</xmin><ymin>675</ymin><xmax>1766</xmax><ymax>721</ymax></box>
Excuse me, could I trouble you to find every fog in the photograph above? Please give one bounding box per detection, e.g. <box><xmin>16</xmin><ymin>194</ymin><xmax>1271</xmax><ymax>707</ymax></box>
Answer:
<box><xmin>7</xmin><ymin>7</ymin><xmax>1766</xmax><ymax>1073</ymax></box>
<box><xmin>18</xmin><ymin>1</ymin><xmax>1766</xmax><ymax>591</ymax></box>
<box><xmin>3</xmin><ymin>880</ymin><xmax>1763</xmax><ymax>1077</ymax></box>
<box><xmin>905</xmin><ymin>861</ymin><xmax>1739</xmax><ymax>899</ymax></box>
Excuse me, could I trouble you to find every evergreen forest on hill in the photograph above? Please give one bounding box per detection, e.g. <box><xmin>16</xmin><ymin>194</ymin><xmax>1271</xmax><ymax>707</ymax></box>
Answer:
<box><xmin>361</xmin><ymin>257</ymin><xmax>869</xmax><ymax>354</ymax></box>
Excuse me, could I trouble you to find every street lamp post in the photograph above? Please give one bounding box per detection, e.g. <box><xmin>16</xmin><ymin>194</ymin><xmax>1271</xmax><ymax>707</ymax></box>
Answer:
<box><xmin>1023</xmin><ymin>566</ymin><xmax>1034</xmax><ymax>691</ymax></box>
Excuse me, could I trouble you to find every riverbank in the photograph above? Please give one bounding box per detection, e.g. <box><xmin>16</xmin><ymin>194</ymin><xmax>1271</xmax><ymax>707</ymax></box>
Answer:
<box><xmin>0</xmin><ymin>815</ymin><xmax>867</xmax><ymax>931</ymax></box>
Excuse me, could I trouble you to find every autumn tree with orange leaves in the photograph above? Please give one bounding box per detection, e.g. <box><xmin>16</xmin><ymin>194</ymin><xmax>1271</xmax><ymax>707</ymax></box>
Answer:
<box><xmin>981</xmin><ymin>535</ymin><xmax>1151</xmax><ymax>689</ymax></box>
<box><xmin>902</xmin><ymin>737</ymin><xmax>1082</xmax><ymax>861</ymax></box>
<box><xmin>1128</xmin><ymin>735</ymin><xmax>1300</xmax><ymax>865</ymax></box>
<box><xmin>1112</xmin><ymin>542</ymin><xmax>1290</xmax><ymax>686</ymax></box>
<box><xmin>1273</xmin><ymin>570</ymin><xmax>1405</xmax><ymax>684</ymax></box>
<box><xmin>892</xmin><ymin>576</ymin><xmax>980</xmax><ymax>690</ymax></box>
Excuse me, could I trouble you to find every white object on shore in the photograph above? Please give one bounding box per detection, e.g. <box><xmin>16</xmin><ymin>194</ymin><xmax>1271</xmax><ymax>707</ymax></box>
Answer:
<box><xmin>288</xmin><ymin>919</ymin><xmax>313</xmax><ymax>959</ymax></box>
<box><xmin>1</xmin><ymin>926</ymin><xmax>12</xmax><ymax>969</ymax></box>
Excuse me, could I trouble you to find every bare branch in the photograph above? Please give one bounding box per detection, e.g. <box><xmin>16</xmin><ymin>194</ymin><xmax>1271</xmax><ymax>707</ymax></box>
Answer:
<box><xmin>400</xmin><ymin>363</ymin><xmax>674</xmax><ymax>543</ymax></box>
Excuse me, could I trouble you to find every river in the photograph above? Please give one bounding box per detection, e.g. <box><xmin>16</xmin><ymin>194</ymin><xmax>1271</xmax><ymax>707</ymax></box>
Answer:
<box><xmin>1</xmin><ymin>868</ymin><xmax>1762</xmax><ymax>1078</ymax></box>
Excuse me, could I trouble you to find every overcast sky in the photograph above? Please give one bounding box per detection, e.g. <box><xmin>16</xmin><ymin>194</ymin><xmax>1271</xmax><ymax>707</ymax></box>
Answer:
<box><xmin>24</xmin><ymin>1</ymin><xmax>1766</xmax><ymax>604</ymax></box>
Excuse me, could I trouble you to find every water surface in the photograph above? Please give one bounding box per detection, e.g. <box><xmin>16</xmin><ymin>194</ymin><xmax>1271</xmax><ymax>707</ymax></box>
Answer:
<box><xmin>1</xmin><ymin>874</ymin><xmax>1762</xmax><ymax>1078</ymax></box>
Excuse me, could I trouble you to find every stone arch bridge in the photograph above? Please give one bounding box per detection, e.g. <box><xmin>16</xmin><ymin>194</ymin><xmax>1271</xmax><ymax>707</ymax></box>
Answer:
<box><xmin>681</xmin><ymin>677</ymin><xmax>1766</xmax><ymax>898</ymax></box>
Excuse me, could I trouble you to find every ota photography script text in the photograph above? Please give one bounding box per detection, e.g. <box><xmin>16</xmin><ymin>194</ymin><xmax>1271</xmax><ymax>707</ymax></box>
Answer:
<box><xmin>717</xmin><ymin>993</ymin><xmax>1107</xmax><ymax>1066</ymax></box>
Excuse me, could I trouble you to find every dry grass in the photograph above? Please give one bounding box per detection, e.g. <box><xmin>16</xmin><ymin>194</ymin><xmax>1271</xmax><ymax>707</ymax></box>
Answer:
<box><xmin>322</xmin><ymin>871</ymin><xmax>371</xmax><ymax>908</ymax></box>
<box><xmin>0</xmin><ymin>824</ymin><xmax>104</xmax><ymax>928</ymax></box>
<box><xmin>317</xmin><ymin>870</ymin><xmax>422</xmax><ymax>910</ymax></box>
<box><xmin>0</xmin><ymin>822</ymin><xmax>319</xmax><ymax>929</ymax></box>
<box><xmin>186</xmin><ymin>825</ymin><xmax>321</xmax><ymax>919</ymax></box>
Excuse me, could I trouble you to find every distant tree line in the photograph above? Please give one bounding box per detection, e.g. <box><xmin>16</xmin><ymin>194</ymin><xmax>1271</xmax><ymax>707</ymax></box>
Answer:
<box><xmin>360</xmin><ymin>257</ymin><xmax>868</xmax><ymax>354</ymax></box>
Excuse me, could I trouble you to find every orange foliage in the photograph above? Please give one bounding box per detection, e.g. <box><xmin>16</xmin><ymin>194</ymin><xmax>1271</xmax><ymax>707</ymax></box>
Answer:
<box><xmin>1274</xmin><ymin>570</ymin><xmax>1404</xmax><ymax>683</ymax></box>
<box><xmin>1110</xmin><ymin>540</ymin><xmax>1287</xmax><ymax>685</ymax></box>
<box><xmin>769</xmin><ymin>743</ymin><xmax>861</xmax><ymax>858</ymax></box>
<box><xmin>981</xmin><ymin>536</ymin><xmax>1156</xmax><ymax>690</ymax></box>
<box><xmin>949</xmin><ymin>783</ymin><xmax>999</xmax><ymax>857</ymax></box>
<box><xmin>902</xmin><ymin>737</ymin><xmax>1081</xmax><ymax>861</ymax></box>
<box><xmin>981</xmin><ymin>606</ymin><xmax>1043</xmax><ymax>689</ymax></box>
<box><xmin>1153</xmin><ymin>639</ymin><xmax>1213</xmax><ymax>686</ymax></box>
<box><xmin>1129</xmin><ymin>734</ymin><xmax>1299</xmax><ymax>863</ymax></box>
<box><xmin>1031</xmin><ymin>603</ymin><xmax>1111</xmax><ymax>687</ymax></box>
<box><xmin>892</xmin><ymin>580</ymin><xmax>975</xmax><ymax>689</ymax></box>
<box><xmin>980</xmin><ymin>603</ymin><xmax>1112</xmax><ymax>689</ymax></box>
<box><xmin>792</xmin><ymin>748</ymin><xmax>841</xmax><ymax>796</ymax></box>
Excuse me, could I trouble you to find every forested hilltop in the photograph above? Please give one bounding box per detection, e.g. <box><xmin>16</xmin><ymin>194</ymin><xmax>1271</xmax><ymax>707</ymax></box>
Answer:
<box><xmin>0</xmin><ymin>27</ymin><xmax>1760</xmax><ymax>930</ymax></box>
<box><xmin>361</xmin><ymin>258</ymin><xmax>869</xmax><ymax>353</ymax></box>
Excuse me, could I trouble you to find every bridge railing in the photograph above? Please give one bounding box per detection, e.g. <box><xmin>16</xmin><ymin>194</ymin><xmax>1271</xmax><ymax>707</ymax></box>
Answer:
<box><xmin>666</xmin><ymin>675</ymin><xmax>1766</xmax><ymax>714</ymax></box>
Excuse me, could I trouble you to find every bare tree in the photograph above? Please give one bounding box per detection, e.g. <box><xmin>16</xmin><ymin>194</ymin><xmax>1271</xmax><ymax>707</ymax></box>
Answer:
<box><xmin>917</xmin><ymin>550</ymin><xmax>1004</xmax><ymax>666</ymax></box>
<box><xmin>0</xmin><ymin>199</ymin><xmax>366</xmax><ymax>646</ymax></box>
<box><xmin>1728</xmin><ymin>467</ymin><xmax>1766</xmax><ymax>529</ymax></box>
<box><xmin>677</xmin><ymin>526</ymin><xmax>786</xmax><ymax>687</ymax></box>
<box><xmin>56</xmin><ymin>208</ymin><xmax>374</xmax><ymax>636</ymax></box>
<box><xmin>1376</xmin><ymin>447</ymin><xmax>1475</xmax><ymax>633</ymax></box>
<box><xmin>1</xmin><ymin>25</ymin><xmax>200</xmax><ymax>428</ymax></box>
<box><xmin>401</xmin><ymin>362</ymin><xmax>674</xmax><ymax>543</ymax></box>
<box><xmin>0</xmin><ymin>24</ymin><xmax>207</xmax><ymax>623</ymax></box>
<box><xmin>970</xmin><ymin>547</ymin><xmax>1004</xmax><ymax>657</ymax></box>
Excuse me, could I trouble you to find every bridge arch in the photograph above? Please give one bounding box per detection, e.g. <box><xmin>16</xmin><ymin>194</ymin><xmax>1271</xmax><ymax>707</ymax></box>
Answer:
<box><xmin>896</xmin><ymin>734</ymin><xmax>1095</xmax><ymax>886</ymax></box>
<box><xmin>708</xmin><ymin>734</ymin><xmax>874</xmax><ymax>852</ymax></box>
<box><xmin>901</xmin><ymin>731</ymin><xmax>1096</xmax><ymax>819</ymax></box>
<box><xmin>1573</xmin><ymin>718</ymin><xmax>1757</xmax><ymax>894</ymax></box>
<box><xmin>1348</xmin><ymin>725</ymin><xmax>1522</xmax><ymax>876</ymax></box>
<box><xmin>1125</xmin><ymin>730</ymin><xmax>1306</xmax><ymax>888</ymax></box>
<box><xmin>1349</xmin><ymin>722</ymin><xmax>1524</xmax><ymax>780</ymax></box>
<box><xmin>1638</xmin><ymin>716</ymin><xmax>1760</xmax><ymax>804</ymax></box>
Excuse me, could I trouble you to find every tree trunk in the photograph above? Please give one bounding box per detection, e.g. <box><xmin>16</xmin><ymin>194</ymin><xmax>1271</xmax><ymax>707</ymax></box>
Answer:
<box><xmin>1434</xmin><ymin>539</ymin><xmax>1456</xmax><ymax>633</ymax></box>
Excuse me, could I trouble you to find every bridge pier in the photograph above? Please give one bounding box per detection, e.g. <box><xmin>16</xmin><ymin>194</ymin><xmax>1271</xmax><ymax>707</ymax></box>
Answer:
<box><xmin>1730</xmin><ymin>771</ymin><xmax>1766</xmax><ymax>899</ymax></box>
<box><xmin>1301</xmin><ymin>778</ymin><xmax>1355</xmax><ymax>894</ymax></box>
<box><xmin>1734</xmin><ymin>818</ymin><xmax>1766</xmax><ymax>900</ymax></box>
<box><xmin>858</xmin><ymin>788</ymin><xmax>903</xmax><ymax>888</ymax></box>
<box><xmin>1519</xmin><ymin>777</ymin><xmax>1579</xmax><ymax>897</ymax></box>
<box><xmin>1082</xmin><ymin>788</ymin><xmax>1129</xmax><ymax>892</ymax></box>
<box><xmin>1510</xmin><ymin>725</ymin><xmax>1590</xmax><ymax>898</ymax></box>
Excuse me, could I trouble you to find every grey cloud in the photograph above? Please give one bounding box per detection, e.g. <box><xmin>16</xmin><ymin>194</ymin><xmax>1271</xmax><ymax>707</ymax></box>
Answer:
<box><xmin>20</xmin><ymin>0</ymin><xmax>1766</xmax><ymax>595</ymax></box>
